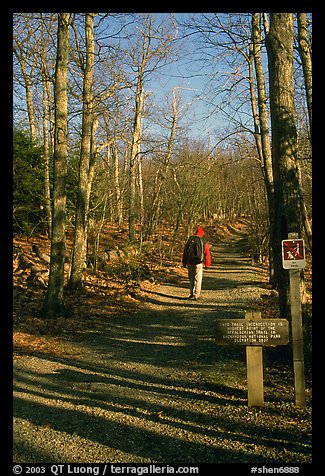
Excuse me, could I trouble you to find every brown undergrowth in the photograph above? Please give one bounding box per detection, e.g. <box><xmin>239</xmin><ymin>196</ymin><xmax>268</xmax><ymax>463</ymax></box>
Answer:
<box><xmin>13</xmin><ymin>218</ymin><xmax>312</xmax><ymax>359</ymax></box>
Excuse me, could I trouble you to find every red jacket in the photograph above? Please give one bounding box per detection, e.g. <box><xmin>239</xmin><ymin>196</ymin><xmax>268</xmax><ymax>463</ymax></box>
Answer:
<box><xmin>195</xmin><ymin>227</ymin><xmax>211</xmax><ymax>267</ymax></box>
<box><xmin>183</xmin><ymin>227</ymin><xmax>211</xmax><ymax>267</ymax></box>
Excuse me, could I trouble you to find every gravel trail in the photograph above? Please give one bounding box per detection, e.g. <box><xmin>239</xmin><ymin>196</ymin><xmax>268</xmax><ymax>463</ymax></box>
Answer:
<box><xmin>13</xmin><ymin>231</ymin><xmax>312</xmax><ymax>464</ymax></box>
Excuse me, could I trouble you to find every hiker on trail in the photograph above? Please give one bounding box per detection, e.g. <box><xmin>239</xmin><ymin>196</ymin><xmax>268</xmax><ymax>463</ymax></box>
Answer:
<box><xmin>182</xmin><ymin>227</ymin><xmax>211</xmax><ymax>300</ymax></box>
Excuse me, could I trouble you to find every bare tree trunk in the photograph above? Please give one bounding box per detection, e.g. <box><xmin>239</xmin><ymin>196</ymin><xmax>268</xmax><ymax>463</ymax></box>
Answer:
<box><xmin>110</xmin><ymin>140</ymin><xmax>123</xmax><ymax>226</ymax></box>
<box><xmin>68</xmin><ymin>13</ymin><xmax>96</xmax><ymax>291</ymax></box>
<box><xmin>146</xmin><ymin>89</ymin><xmax>179</xmax><ymax>239</ymax></box>
<box><xmin>129</xmin><ymin>72</ymin><xmax>144</xmax><ymax>241</ymax></box>
<box><xmin>40</xmin><ymin>14</ymin><xmax>56</xmax><ymax>238</ymax></box>
<box><xmin>127</xmin><ymin>14</ymin><xmax>176</xmax><ymax>240</ymax></box>
<box><xmin>24</xmin><ymin>71</ymin><xmax>37</xmax><ymax>142</ymax></box>
<box><xmin>297</xmin><ymin>13</ymin><xmax>312</xmax><ymax>134</ymax></box>
<box><xmin>40</xmin><ymin>13</ymin><xmax>70</xmax><ymax>318</ymax></box>
<box><xmin>13</xmin><ymin>33</ymin><xmax>37</xmax><ymax>142</ymax></box>
<box><xmin>266</xmin><ymin>13</ymin><xmax>302</xmax><ymax>317</ymax></box>
<box><xmin>41</xmin><ymin>76</ymin><xmax>52</xmax><ymax>238</ymax></box>
<box><xmin>137</xmin><ymin>143</ymin><xmax>144</xmax><ymax>231</ymax></box>
<box><xmin>251</xmin><ymin>13</ymin><xmax>276</xmax><ymax>286</ymax></box>
<box><xmin>296</xmin><ymin>13</ymin><xmax>312</xmax><ymax>252</ymax></box>
<box><xmin>296</xmin><ymin>161</ymin><xmax>312</xmax><ymax>252</ymax></box>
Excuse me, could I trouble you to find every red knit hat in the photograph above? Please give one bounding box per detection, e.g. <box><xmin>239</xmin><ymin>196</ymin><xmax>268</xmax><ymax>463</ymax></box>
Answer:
<box><xmin>195</xmin><ymin>227</ymin><xmax>204</xmax><ymax>237</ymax></box>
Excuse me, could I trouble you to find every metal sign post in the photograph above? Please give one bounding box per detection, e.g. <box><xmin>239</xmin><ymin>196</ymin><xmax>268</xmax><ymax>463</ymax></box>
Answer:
<box><xmin>283</xmin><ymin>233</ymin><xmax>306</xmax><ymax>407</ymax></box>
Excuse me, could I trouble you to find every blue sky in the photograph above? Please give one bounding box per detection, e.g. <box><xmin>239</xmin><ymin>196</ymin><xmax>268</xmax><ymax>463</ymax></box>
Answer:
<box><xmin>142</xmin><ymin>12</ymin><xmax>254</xmax><ymax>144</ymax></box>
<box><xmin>13</xmin><ymin>13</ymin><xmax>252</xmax><ymax>147</ymax></box>
<box><xmin>94</xmin><ymin>12</ymin><xmax>232</xmax><ymax>140</ymax></box>
<box><xmin>138</xmin><ymin>13</ymin><xmax>231</xmax><ymax>142</ymax></box>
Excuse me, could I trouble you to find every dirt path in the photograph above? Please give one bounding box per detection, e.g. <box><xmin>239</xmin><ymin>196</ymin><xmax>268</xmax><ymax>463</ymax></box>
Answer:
<box><xmin>13</xmin><ymin>229</ymin><xmax>312</xmax><ymax>464</ymax></box>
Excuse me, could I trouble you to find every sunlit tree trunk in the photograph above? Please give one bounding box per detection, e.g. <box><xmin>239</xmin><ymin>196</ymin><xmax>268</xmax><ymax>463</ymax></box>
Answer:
<box><xmin>41</xmin><ymin>75</ymin><xmax>52</xmax><ymax>238</ymax></box>
<box><xmin>266</xmin><ymin>13</ymin><xmax>302</xmax><ymax>317</ymax></box>
<box><xmin>41</xmin><ymin>13</ymin><xmax>70</xmax><ymax>318</ymax></box>
<box><xmin>297</xmin><ymin>13</ymin><xmax>312</xmax><ymax>252</ymax></box>
<box><xmin>68</xmin><ymin>13</ymin><xmax>96</xmax><ymax>291</ymax></box>
<box><xmin>112</xmin><ymin>141</ymin><xmax>123</xmax><ymax>226</ymax></box>
<box><xmin>13</xmin><ymin>20</ymin><xmax>37</xmax><ymax>142</ymax></box>
<box><xmin>40</xmin><ymin>15</ymin><xmax>55</xmax><ymax>238</ymax></box>
<box><xmin>145</xmin><ymin>89</ymin><xmax>179</xmax><ymax>239</ymax></box>
<box><xmin>297</xmin><ymin>13</ymin><xmax>312</xmax><ymax>134</ymax></box>
<box><xmin>129</xmin><ymin>71</ymin><xmax>144</xmax><ymax>241</ymax></box>
<box><xmin>251</xmin><ymin>12</ymin><xmax>276</xmax><ymax>285</ymax></box>
<box><xmin>127</xmin><ymin>14</ymin><xmax>177</xmax><ymax>241</ymax></box>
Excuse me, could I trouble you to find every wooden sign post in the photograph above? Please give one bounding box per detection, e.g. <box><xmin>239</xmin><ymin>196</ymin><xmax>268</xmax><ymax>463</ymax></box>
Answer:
<box><xmin>245</xmin><ymin>312</ymin><xmax>264</xmax><ymax>406</ymax></box>
<box><xmin>216</xmin><ymin>313</ymin><xmax>289</xmax><ymax>406</ymax></box>
<box><xmin>282</xmin><ymin>233</ymin><xmax>306</xmax><ymax>407</ymax></box>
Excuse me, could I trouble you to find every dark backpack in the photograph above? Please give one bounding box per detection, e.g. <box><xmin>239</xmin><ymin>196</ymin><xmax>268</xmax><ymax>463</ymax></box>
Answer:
<box><xmin>185</xmin><ymin>235</ymin><xmax>204</xmax><ymax>265</ymax></box>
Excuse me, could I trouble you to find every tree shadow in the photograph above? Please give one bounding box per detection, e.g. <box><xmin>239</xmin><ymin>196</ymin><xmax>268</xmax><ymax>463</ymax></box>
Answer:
<box><xmin>14</xmin><ymin>353</ymin><xmax>311</xmax><ymax>463</ymax></box>
<box><xmin>14</xmin><ymin>394</ymin><xmax>246</xmax><ymax>463</ymax></box>
<box><xmin>13</xmin><ymin>231</ymin><xmax>311</xmax><ymax>463</ymax></box>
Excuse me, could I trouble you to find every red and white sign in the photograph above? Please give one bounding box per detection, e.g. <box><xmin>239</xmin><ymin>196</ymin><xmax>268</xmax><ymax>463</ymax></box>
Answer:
<box><xmin>281</xmin><ymin>239</ymin><xmax>306</xmax><ymax>269</ymax></box>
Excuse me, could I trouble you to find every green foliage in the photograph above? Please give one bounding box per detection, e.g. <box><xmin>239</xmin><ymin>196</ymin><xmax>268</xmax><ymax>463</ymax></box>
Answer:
<box><xmin>13</xmin><ymin>129</ymin><xmax>46</xmax><ymax>234</ymax></box>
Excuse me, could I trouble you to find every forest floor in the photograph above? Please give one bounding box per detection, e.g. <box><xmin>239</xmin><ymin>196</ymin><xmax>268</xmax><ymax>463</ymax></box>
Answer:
<box><xmin>13</xmin><ymin>220</ymin><xmax>312</xmax><ymax>464</ymax></box>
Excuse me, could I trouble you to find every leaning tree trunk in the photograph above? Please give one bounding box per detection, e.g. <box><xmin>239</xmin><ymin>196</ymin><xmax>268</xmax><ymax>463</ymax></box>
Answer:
<box><xmin>40</xmin><ymin>13</ymin><xmax>70</xmax><ymax>318</ymax></box>
<box><xmin>266</xmin><ymin>13</ymin><xmax>303</xmax><ymax>318</ymax></box>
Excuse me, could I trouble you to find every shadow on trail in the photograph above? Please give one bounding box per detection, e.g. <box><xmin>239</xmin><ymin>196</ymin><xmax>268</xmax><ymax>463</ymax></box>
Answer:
<box><xmin>13</xmin><ymin>228</ymin><xmax>311</xmax><ymax>463</ymax></box>
<box><xmin>140</xmin><ymin>292</ymin><xmax>259</xmax><ymax>317</ymax></box>
<box><xmin>14</xmin><ymin>306</ymin><xmax>253</xmax><ymax>462</ymax></box>
<box><xmin>14</xmin><ymin>341</ymin><xmax>308</xmax><ymax>463</ymax></box>
<box><xmin>14</xmin><ymin>394</ymin><xmax>245</xmax><ymax>463</ymax></box>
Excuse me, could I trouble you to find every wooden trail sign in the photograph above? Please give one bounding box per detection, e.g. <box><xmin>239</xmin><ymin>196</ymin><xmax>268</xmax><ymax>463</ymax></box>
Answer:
<box><xmin>216</xmin><ymin>312</ymin><xmax>289</xmax><ymax>406</ymax></box>
<box><xmin>215</xmin><ymin>318</ymin><xmax>289</xmax><ymax>346</ymax></box>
